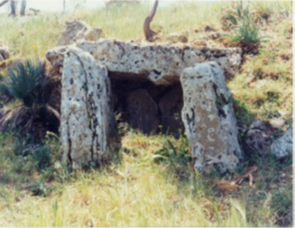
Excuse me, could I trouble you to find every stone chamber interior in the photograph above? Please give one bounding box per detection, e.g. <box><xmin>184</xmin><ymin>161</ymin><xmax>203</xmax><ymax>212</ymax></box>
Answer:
<box><xmin>109</xmin><ymin>72</ymin><xmax>185</xmax><ymax>138</ymax></box>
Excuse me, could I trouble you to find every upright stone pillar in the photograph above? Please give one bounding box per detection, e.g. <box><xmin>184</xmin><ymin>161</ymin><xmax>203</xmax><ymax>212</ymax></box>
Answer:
<box><xmin>181</xmin><ymin>62</ymin><xmax>242</xmax><ymax>174</ymax></box>
<box><xmin>60</xmin><ymin>47</ymin><xmax>112</xmax><ymax>168</ymax></box>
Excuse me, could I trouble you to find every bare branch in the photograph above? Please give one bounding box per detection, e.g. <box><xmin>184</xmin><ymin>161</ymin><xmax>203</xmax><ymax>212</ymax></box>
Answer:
<box><xmin>143</xmin><ymin>0</ymin><xmax>158</xmax><ymax>41</ymax></box>
<box><xmin>29</xmin><ymin>8</ymin><xmax>40</xmax><ymax>15</ymax></box>
<box><xmin>0</xmin><ymin>0</ymin><xmax>8</xmax><ymax>8</ymax></box>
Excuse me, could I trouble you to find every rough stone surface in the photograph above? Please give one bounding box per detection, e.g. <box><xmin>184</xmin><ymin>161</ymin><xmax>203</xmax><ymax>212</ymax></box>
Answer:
<box><xmin>46</xmin><ymin>33</ymin><xmax>244</xmax><ymax>172</ymax></box>
<box><xmin>0</xmin><ymin>44</ymin><xmax>9</xmax><ymax>62</ymax></box>
<box><xmin>271</xmin><ymin>128</ymin><xmax>293</xmax><ymax>159</ymax></box>
<box><xmin>60</xmin><ymin>47</ymin><xmax>112</xmax><ymax>168</ymax></box>
<box><xmin>57</xmin><ymin>20</ymin><xmax>102</xmax><ymax>46</ymax></box>
<box><xmin>126</xmin><ymin>89</ymin><xmax>159</xmax><ymax>134</ymax></box>
<box><xmin>47</xmin><ymin>39</ymin><xmax>242</xmax><ymax>86</ymax></box>
<box><xmin>181</xmin><ymin>62</ymin><xmax>242</xmax><ymax>174</ymax></box>
<box><xmin>245</xmin><ymin>119</ymin><xmax>273</xmax><ymax>156</ymax></box>
<box><xmin>159</xmin><ymin>86</ymin><xmax>183</xmax><ymax>136</ymax></box>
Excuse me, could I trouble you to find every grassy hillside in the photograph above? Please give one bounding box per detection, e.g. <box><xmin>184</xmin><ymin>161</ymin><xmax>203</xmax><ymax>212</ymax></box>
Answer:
<box><xmin>0</xmin><ymin>1</ymin><xmax>293</xmax><ymax>226</ymax></box>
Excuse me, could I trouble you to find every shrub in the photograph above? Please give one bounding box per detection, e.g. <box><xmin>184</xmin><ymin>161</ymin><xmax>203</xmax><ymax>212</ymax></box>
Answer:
<box><xmin>0</xmin><ymin>59</ymin><xmax>61</xmax><ymax>138</ymax></box>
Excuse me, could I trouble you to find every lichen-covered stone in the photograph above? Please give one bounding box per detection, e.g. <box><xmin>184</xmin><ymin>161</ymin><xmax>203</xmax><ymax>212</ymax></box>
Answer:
<box><xmin>46</xmin><ymin>36</ymin><xmax>243</xmax><ymax>173</ymax></box>
<box><xmin>181</xmin><ymin>62</ymin><xmax>242</xmax><ymax>174</ymax></box>
<box><xmin>47</xmin><ymin>39</ymin><xmax>242</xmax><ymax>86</ymax></box>
<box><xmin>0</xmin><ymin>44</ymin><xmax>9</xmax><ymax>62</ymax></box>
<box><xmin>271</xmin><ymin>128</ymin><xmax>292</xmax><ymax>159</ymax></box>
<box><xmin>60</xmin><ymin>47</ymin><xmax>112</xmax><ymax>168</ymax></box>
<box><xmin>57</xmin><ymin>20</ymin><xmax>102</xmax><ymax>46</ymax></box>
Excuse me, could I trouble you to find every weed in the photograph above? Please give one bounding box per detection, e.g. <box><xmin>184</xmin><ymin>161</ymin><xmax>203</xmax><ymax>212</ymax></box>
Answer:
<box><xmin>271</xmin><ymin>188</ymin><xmax>293</xmax><ymax>226</ymax></box>
<box><xmin>32</xmin><ymin>146</ymin><xmax>53</xmax><ymax>171</ymax></box>
<box><xmin>26</xmin><ymin>180</ymin><xmax>52</xmax><ymax>197</ymax></box>
<box><xmin>232</xmin><ymin>98</ymin><xmax>255</xmax><ymax>128</ymax></box>
<box><xmin>222</xmin><ymin>6</ymin><xmax>267</xmax><ymax>53</ymax></box>
<box><xmin>154</xmin><ymin>135</ymin><xmax>192</xmax><ymax>180</ymax></box>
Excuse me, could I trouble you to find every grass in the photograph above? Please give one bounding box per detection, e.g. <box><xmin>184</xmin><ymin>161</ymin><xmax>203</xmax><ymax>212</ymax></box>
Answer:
<box><xmin>0</xmin><ymin>0</ymin><xmax>293</xmax><ymax>227</ymax></box>
<box><xmin>0</xmin><ymin>130</ymin><xmax>290</xmax><ymax>227</ymax></box>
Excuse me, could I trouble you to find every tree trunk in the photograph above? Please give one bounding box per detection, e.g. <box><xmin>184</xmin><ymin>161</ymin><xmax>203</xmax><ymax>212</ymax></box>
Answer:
<box><xmin>11</xmin><ymin>0</ymin><xmax>16</xmax><ymax>16</ymax></box>
<box><xmin>143</xmin><ymin>0</ymin><xmax>158</xmax><ymax>41</ymax></box>
<box><xmin>0</xmin><ymin>0</ymin><xmax>8</xmax><ymax>8</ymax></box>
<box><xmin>20</xmin><ymin>0</ymin><xmax>26</xmax><ymax>16</ymax></box>
<box><xmin>63</xmin><ymin>0</ymin><xmax>66</xmax><ymax>12</ymax></box>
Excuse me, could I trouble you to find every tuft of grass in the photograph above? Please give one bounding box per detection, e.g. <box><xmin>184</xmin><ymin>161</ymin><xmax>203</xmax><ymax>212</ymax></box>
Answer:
<box><xmin>222</xmin><ymin>6</ymin><xmax>267</xmax><ymax>53</ymax></box>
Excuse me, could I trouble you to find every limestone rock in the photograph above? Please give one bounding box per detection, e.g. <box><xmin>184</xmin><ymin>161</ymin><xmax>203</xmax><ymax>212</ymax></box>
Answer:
<box><xmin>57</xmin><ymin>20</ymin><xmax>102</xmax><ymax>46</ymax></box>
<box><xmin>47</xmin><ymin>39</ymin><xmax>242</xmax><ymax>85</ymax></box>
<box><xmin>245</xmin><ymin>119</ymin><xmax>273</xmax><ymax>156</ymax></box>
<box><xmin>60</xmin><ymin>47</ymin><xmax>112</xmax><ymax>168</ymax></box>
<box><xmin>166</xmin><ymin>33</ymin><xmax>188</xmax><ymax>43</ymax></box>
<box><xmin>159</xmin><ymin>86</ymin><xmax>183</xmax><ymax>136</ymax></box>
<box><xmin>181</xmin><ymin>62</ymin><xmax>242</xmax><ymax>174</ymax></box>
<box><xmin>271</xmin><ymin>128</ymin><xmax>292</xmax><ymax>159</ymax></box>
<box><xmin>0</xmin><ymin>44</ymin><xmax>9</xmax><ymax>62</ymax></box>
<box><xmin>269</xmin><ymin>118</ymin><xmax>285</xmax><ymax>129</ymax></box>
<box><xmin>126</xmin><ymin>89</ymin><xmax>159</xmax><ymax>134</ymax></box>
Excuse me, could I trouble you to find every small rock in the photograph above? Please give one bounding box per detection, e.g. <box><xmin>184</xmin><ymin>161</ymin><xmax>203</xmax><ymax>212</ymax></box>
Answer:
<box><xmin>245</xmin><ymin>119</ymin><xmax>273</xmax><ymax>156</ymax></box>
<box><xmin>166</xmin><ymin>33</ymin><xmax>188</xmax><ymax>43</ymax></box>
<box><xmin>0</xmin><ymin>44</ymin><xmax>9</xmax><ymax>62</ymax></box>
<box><xmin>279</xmin><ymin>10</ymin><xmax>292</xmax><ymax>19</ymax></box>
<box><xmin>57</xmin><ymin>20</ymin><xmax>102</xmax><ymax>46</ymax></box>
<box><xmin>204</xmin><ymin>25</ymin><xmax>216</xmax><ymax>32</ymax></box>
<box><xmin>271</xmin><ymin>128</ymin><xmax>292</xmax><ymax>159</ymax></box>
<box><xmin>269</xmin><ymin>118</ymin><xmax>285</xmax><ymax>129</ymax></box>
<box><xmin>192</xmin><ymin>40</ymin><xmax>207</xmax><ymax>47</ymax></box>
<box><xmin>201</xmin><ymin>32</ymin><xmax>222</xmax><ymax>41</ymax></box>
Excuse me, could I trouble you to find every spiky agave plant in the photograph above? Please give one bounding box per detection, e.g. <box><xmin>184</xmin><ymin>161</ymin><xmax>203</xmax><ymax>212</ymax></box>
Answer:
<box><xmin>0</xmin><ymin>59</ymin><xmax>61</xmax><ymax>139</ymax></box>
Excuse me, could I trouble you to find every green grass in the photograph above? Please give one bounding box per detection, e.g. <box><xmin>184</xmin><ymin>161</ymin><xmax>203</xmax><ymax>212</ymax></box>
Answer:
<box><xmin>1</xmin><ymin>131</ymin><xmax>288</xmax><ymax>227</ymax></box>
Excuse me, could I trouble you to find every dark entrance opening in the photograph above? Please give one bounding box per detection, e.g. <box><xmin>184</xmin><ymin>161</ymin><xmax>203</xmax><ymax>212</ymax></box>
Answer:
<box><xmin>109</xmin><ymin>72</ymin><xmax>184</xmax><ymax>137</ymax></box>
